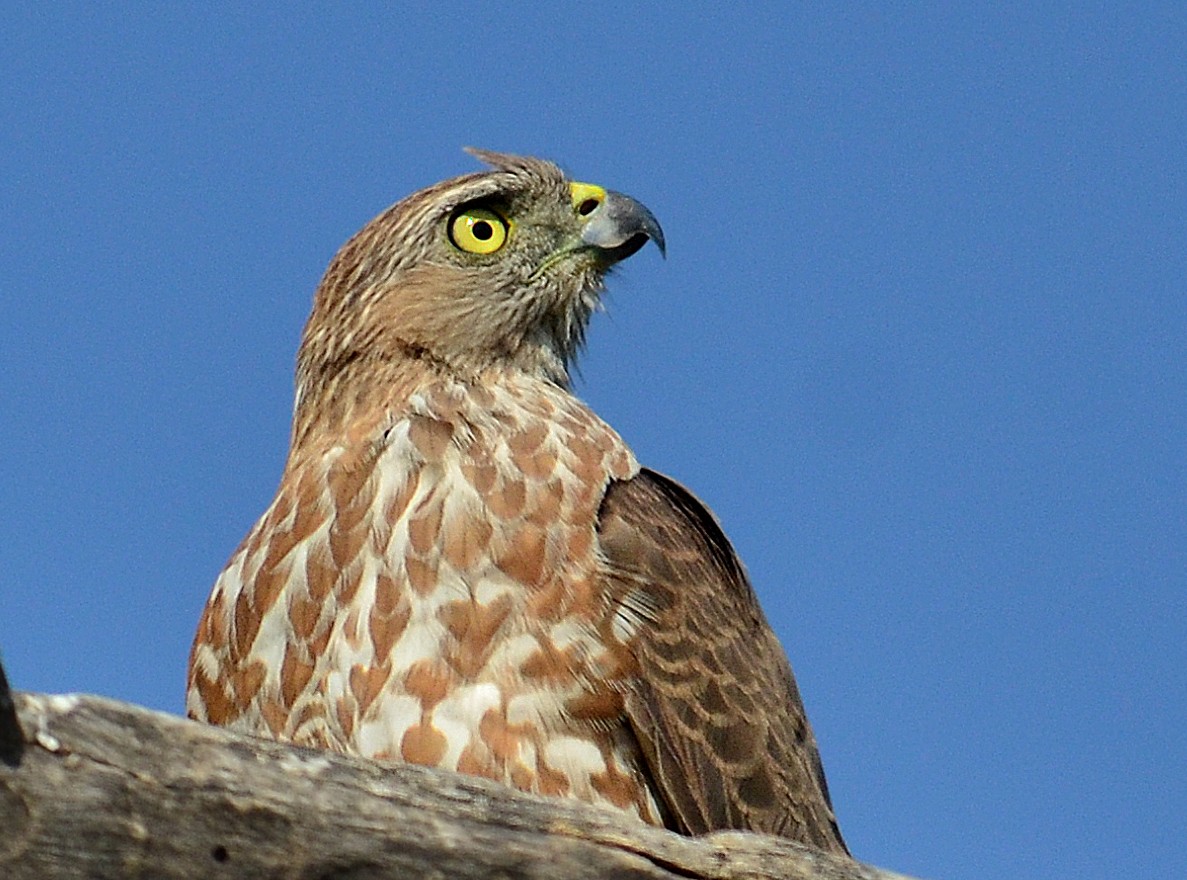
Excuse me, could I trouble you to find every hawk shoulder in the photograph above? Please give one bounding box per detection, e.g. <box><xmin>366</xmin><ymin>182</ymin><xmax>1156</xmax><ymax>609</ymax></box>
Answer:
<box><xmin>597</xmin><ymin>468</ymin><xmax>847</xmax><ymax>853</ymax></box>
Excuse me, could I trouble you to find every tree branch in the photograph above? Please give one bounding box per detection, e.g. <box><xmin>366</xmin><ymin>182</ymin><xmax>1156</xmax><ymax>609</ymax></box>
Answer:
<box><xmin>0</xmin><ymin>674</ymin><xmax>917</xmax><ymax>878</ymax></box>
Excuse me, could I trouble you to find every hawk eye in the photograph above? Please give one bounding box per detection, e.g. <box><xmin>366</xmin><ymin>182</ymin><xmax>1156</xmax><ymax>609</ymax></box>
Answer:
<box><xmin>449</xmin><ymin>207</ymin><xmax>508</xmax><ymax>254</ymax></box>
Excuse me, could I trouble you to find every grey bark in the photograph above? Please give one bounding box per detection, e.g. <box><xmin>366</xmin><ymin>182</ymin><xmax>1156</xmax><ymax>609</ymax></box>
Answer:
<box><xmin>0</xmin><ymin>677</ymin><xmax>918</xmax><ymax>879</ymax></box>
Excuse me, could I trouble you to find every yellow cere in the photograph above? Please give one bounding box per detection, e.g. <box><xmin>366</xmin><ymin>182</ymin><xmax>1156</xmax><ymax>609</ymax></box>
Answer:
<box><xmin>570</xmin><ymin>182</ymin><xmax>606</xmax><ymax>217</ymax></box>
<box><xmin>450</xmin><ymin>207</ymin><xmax>508</xmax><ymax>254</ymax></box>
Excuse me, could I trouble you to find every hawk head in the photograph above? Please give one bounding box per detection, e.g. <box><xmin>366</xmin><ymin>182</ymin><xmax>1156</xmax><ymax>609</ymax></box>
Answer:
<box><xmin>294</xmin><ymin>150</ymin><xmax>663</xmax><ymax>438</ymax></box>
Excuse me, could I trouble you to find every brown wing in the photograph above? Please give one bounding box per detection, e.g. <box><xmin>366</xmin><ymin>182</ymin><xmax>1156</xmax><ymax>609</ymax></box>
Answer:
<box><xmin>597</xmin><ymin>468</ymin><xmax>847</xmax><ymax>854</ymax></box>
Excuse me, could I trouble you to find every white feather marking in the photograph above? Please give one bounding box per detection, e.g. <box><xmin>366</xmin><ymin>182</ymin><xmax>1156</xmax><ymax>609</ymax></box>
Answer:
<box><xmin>611</xmin><ymin>588</ymin><xmax>652</xmax><ymax>642</ymax></box>
<box><xmin>251</xmin><ymin>604</ymin><xmax>292</xmax><ymax>681</ymax></box>
<box><xmin>472</xmin><ymin>570</ymin><xmax>520</xmax><ymax>606</ymax></box>
<box><xmin>388</xmin><ymin>618</ymin><xmax>447</xmax><ymax>671</ymax></box>
<box><xmin>506</xmin><ymin>692</ymin><xmax>553</xmax><ymax>728</ymax></box>
<box><xmin>432</xmin><ymin>682</ymin><xmax>503</xmax><ymax>769</ymax></box>
<box><xmin>543</xmin><ymin>735</ymin><xmax>606</xmax><ymax>778</ymax></box>
<box><xmin>484</xmin><ymin>631</ymin><xmax>542</xmax><ymax>672</ymax></box>
<box><xmin>356</xmin><ymin>693</ymin><xmax>420</xmax><ymax>758</ymax></box>
<box><xmin>547</xmin><ymin>618</ymin><xmax>591</xmax><ymax>651</ymax></box>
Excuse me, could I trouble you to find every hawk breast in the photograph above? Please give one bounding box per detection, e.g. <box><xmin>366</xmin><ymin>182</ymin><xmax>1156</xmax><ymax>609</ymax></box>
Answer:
<box><xmin>187</xmin><ymin>374</ymin><xmax>665</xmax><ymax>823</ymax></box>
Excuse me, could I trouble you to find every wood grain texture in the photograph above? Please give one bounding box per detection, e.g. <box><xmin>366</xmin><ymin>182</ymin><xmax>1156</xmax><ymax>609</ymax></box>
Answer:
<box><xmin>0</xmin><ymin>689</ymin><xmax>916</xmax><ymax>880</ymax></box>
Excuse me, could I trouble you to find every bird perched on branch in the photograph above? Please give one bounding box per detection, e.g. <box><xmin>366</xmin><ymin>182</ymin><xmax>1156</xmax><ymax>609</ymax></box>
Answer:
<box><xmin>187</xmin><ymin>150</ymin><xmax>846</xmax><ymax>854</ymax></box>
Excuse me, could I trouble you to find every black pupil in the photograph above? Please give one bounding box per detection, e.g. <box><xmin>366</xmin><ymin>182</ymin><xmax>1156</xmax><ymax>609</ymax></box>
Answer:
<box><xmin>472</xmin><ymin>220</ymin><xmax>493</xmax><ymax>240</ymax></box>
<box><xmin>578</xmin><ymin>198</ymin><xmax>599</xmax><ymax>216</ymax></box>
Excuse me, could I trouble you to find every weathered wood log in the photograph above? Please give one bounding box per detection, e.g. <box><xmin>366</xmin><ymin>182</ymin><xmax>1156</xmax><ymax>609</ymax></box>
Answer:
<box><xmin>0</xmin><ymin>676</ymin><xmax>917</xmax><ymax>879</ymax></box>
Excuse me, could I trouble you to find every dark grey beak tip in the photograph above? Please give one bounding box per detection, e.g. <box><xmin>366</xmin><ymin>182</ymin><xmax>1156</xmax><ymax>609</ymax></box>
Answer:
<box><xmin>649</xmin><ymin>221</ymin><xmax>667</xmax><ymax>258</ymax></box>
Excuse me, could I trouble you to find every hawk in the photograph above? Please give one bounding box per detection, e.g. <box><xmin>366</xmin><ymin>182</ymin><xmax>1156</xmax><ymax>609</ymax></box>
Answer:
<box><xmin>187</xmin><ymin>151</ymin><xmax>846</xmax><ymax>854</ymax></box>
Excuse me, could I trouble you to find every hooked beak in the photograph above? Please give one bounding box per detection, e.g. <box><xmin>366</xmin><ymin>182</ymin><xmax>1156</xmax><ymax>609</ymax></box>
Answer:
<box><xmin>579</xmin><ymin>190</ymin><xmax>665</xmax><ymax>262</ymax></box>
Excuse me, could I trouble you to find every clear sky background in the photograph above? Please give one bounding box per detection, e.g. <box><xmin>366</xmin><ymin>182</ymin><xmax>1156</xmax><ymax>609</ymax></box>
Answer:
<box><xmin>2</xmin><ymin>6</ymin><xmax>1183</xmax><ymax>879</ymax></box>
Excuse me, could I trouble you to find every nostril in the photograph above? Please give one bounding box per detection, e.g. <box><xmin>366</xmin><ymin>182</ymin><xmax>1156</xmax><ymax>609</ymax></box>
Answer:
<box><xmin>577</xmin><ymin>198</ymin><xmax>600</xmax><ymax>216</ymax></box>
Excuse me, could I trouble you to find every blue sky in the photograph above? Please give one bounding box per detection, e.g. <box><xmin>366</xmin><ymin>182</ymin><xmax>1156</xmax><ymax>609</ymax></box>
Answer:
<box><xmin>3</xmin><ymin>5</ymin><xmax>1184</xmax><ymax>878</ymax></box>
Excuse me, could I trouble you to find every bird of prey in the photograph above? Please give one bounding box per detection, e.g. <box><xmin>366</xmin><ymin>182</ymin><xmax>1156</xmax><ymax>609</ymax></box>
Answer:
<box><xmin>187</xmin><ymin>150</ymin><xmax>846</xmax><ymax>854</ymax></box>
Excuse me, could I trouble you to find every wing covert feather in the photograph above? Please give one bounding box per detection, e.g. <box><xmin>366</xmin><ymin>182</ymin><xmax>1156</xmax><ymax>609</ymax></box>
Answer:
<box><xmin>597</xmin><ymin>468</ymin><xmax>847</xmax><ymax>854</ymax></box>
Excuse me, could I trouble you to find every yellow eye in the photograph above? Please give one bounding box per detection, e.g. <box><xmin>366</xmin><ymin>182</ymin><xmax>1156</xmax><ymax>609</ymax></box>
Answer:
<box><xmin>449</xmin><ymin>207</ymin><xmax>508</xmax><ymax>254</ymax></box>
